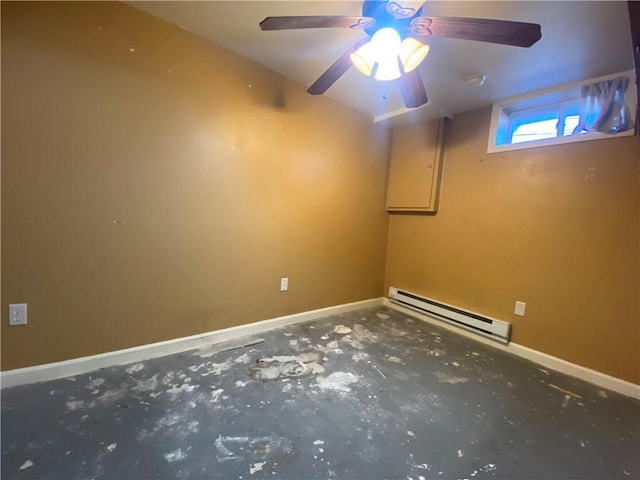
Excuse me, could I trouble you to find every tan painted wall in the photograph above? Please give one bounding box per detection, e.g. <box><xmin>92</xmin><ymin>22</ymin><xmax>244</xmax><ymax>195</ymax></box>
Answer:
<box><xmin>1</xmin><ymin>2</ymin><xmax>391</xmax><ymax>370</ymax></box>
<box><xmin>385</xmin><ymin>107</ymin><xmax>640</xmax><ymax>384</ymax></box>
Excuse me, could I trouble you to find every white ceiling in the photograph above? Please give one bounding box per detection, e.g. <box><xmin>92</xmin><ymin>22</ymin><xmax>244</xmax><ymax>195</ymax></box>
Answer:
<box><xmin>129</xmin><ymin>1</ymin><xmax>634</xmax><ymax>128</ymax></box>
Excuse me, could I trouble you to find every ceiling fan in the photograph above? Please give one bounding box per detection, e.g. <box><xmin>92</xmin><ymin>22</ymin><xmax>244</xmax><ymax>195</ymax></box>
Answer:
<box><xmin>260</xmin><ymin>0</ymin><xmax>542</xmax><ymax>109</ymax></box>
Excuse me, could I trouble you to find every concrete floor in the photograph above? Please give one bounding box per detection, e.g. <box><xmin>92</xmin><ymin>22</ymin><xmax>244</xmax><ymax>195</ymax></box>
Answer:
<box><xmin>1</xmin><ymin>306</ymin><xmax>639</xmax><ymax>479</ymax></box>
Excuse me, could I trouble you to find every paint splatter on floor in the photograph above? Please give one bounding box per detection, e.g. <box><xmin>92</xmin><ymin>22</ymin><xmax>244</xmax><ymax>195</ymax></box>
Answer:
<box><xmin>1</xmin><ymin>306</ymin><xmax>638</xmax><ymax>479</ymax></box>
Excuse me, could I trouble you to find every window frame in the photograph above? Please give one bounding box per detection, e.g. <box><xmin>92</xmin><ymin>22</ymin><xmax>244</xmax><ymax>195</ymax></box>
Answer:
<box><xmin>508</xmin><ymin>100</ymin><xmax>581</xmax><ymax>144</ymax></box>
<box><xmin>487</xmin><ymin>70</ymin><xmax>637</xmax><ymax>154</ymax></box>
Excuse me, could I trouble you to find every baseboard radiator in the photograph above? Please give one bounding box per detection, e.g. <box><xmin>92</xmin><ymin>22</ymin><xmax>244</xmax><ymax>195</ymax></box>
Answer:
<box><xmin>388</xmin><ymin>287</ymin><xmax>511</xmax><ymax>344</ymax></box>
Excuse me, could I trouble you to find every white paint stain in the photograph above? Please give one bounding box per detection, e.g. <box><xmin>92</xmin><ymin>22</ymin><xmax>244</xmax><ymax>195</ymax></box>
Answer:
<box><xmin>333</xmin><ymin>325</ymin><xmax>352</xmax><ymax>334</ymax></box>
<box><xmin>427</xmin><ymin>348</ymin><xmax>447</xmax><ymax>357</ymax></box>
<box><xmin>259</xmin><ymin>352</ymin><xmax>320</xmax><ymax>364</ymax></box>
<box><xmin>132</xmin><ymin>374</ymin><xmax>159</xmax><ymax>393</ymax></box>
<box><xmin>407</xmin><ymin>431</ymin><xmax>416</xmax><ymax>437</ymax></box>
<box><xmin>164</xmin><ymin>449</ymin><xmax>186</xmax><ymax>462</ymax></box>
<box><xmin>451</xmin><ymin>362</ymin><xmax>460</xmax><ymax>367</ymax></box>
<box><xmin>562</xmin><ymin>394</ymin><xmax>572</xmax><ymax>408</ymax></box>
<box><xmin>313</xmin><ymin>440</ymin><xmax>324</xmax><ymax>445</ymax></box>
<box><xmin>210</xmin><ymin>389</ymin><xmax>224</xmax><ymax>403</ymax></box>
<box><xmin>308</xmin><ymin>363</ymin><xmax>325</xmax><ymax>374</ymax></box>
<box><xmin>482</xmin><ymin>463</ymin><xmax>497</xmax><ymax>472</ymax></box>
<box><xmin>387</xmin><ymin>356</ymin><xmax>403</xmax><ymax>364</ymax></box>
<box><xmin>189</xmin><ymin>359</ymin><xmax>233</xmax><ymax>376</ymax></box>
<box><xmin>351</xmin><ymin>352</ymin><xmax>369</xmax><ymax>363</ymax></box>
<box><xmin>434</xmin><ymin>372</ymin><xmax>468</xmax><ymax>384</ymax></box>
<box><xmin>97</xmin><ymin>389</ymin><xmax>125</xmax><ymax>404</ymax></box>
<box><xmin>376</xmin><ymin>313</ymin><xmax>390</xmax><ymax>320</ymax></box>
<box><xmin>320</xmin><ymin>335</ymin><xmax>330</xmax><ymax>340</ymax></box>
<box><xmin>125</xmin><ymin>363</ymin><xmax>144</xmax><ymax>374</ymax></box>
<box><xmin>283</xmin><ymin>332</ymin><xmax>293</xmax><ymax>337</ymax></box>
<box><xmin>471</xmin><ymin>352</ymin><xmax>480</xmax><ymax>356</ymax></box>
<box><xmin>216</xmin><ymin>436</ymin><xmax>293</xmax><ymax>463</ymax></box>
<box><xmin>166</xmin><ymin>384</ymin><xmax>195</xmax><ymax>394</ymax></box>
<box><xmin>316</xmin><ymin>343</ymin><xmax>344</xmax><ymax>355</ymax></box>
<box><xmin>319</xmin><ymin>448</ymin><xmax>324</xmax><ymax>453</ymax></box>
<box><xmin>66</xmin><ymin>400</ymin><xmax>85</xmax><ymax>411</ymax></box>
<box><xmin>250</xmin><ymin>462</ymin><xmax>266</xmax><ymax>475</ymax></box>
<box><xmin>598</xmin><ymin>390</ymin><xmax>608</xmax><ymax>398</ymax></box>
<box><xmin>457</xmin><ymin>449</ymin><xmax>464</xmax><ymax>458</ymax></box>
<box><xmin>234</xmin><ymin>353</ymin><xmax>251</xmax><ymax>364</ymax></box>
<box><xmin>236</xmin><ymin>380</ymin><xmax>250</xmax><ymax>388</ymax></box>
<box><xmin>316</xmin><ymin>372</ymin><xmax>359</xmax><ymax>392</ymax></box>
<box><xmin>352</xmin><ymin>324</ymin><xmax>380</xmax><ymax>343</ymax></box>
<box><xmin>341</xmin><ymin>335</ymin><xmax>365</xmax><ymax>349</ymax></box>
<box><xmin>106</xmin><ymin>443</ymin><xmax>117</xmax><ymax>453</ymax></box>
<box><xmin>19</xmin><ymin>460</ymin><xmax>34</xmax><ymax>470</ymax></box>
<box><xmin>87</xmin><ymin>378</ymin><xmax>105</xmax><ymax>389</ymax></box>
<box><xmin>253</xmin><ymin>366</ymin><xmax>281</xmax><ymax>380</ymax></box>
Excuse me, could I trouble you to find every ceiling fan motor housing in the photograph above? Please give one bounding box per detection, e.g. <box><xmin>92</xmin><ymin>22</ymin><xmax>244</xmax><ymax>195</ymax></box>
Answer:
<box><xmin>361</xmin><ymin>0</ymin><xmax>422</xmax><ymax>37</ymax></box>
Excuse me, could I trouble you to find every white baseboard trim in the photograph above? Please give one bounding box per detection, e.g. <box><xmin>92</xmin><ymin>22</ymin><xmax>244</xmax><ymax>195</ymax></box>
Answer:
<box><xmin>1</xmin><ymin>297</ymin><xmax>384</xmax><ymax>389</ymax></box>
<box><xmin>384</xmin><ymin>298</ymin><xmax>640</xmax><ymax>400</ymax></box>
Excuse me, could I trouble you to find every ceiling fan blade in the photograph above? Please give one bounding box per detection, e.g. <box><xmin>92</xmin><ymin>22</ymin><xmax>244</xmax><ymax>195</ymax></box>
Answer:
<box><xmin>260</xmin><ymin>16</ymin><xmax>375</xmax><ymax>31</ymax></box>
<box><xmin>410</xmin><ymin>16</ymin><xmax>541</xmax><ymax>47</ymax></box>
<box><xmin>398</xmin><ymin>69</ymin><xmax>428</xmax><ymax>109</ymax></box>
<box><xmin>307</xmin><ymin>38</ymin><xmax>370</xmax><ymax>96</ymax></box>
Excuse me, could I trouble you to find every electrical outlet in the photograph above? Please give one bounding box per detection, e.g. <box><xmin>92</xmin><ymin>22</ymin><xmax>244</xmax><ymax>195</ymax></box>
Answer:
<box><xmin>514</xmin><ymin>301</ymin><xmax>526</xmax><ymax>317</ymax></box>
<box><xmin>280</xmin><ymin>277</ymin><xmax>288</xmax><ymax>292</ymax></box>
<box><xmin>9</xmin><ymin>303</ymin><xmax>28</xmax><ymax>326</ymax></box>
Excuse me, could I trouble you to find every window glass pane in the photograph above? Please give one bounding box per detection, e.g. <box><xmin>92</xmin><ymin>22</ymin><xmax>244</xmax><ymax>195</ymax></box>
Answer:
<box><xmin>563</xmin><ymin>115</ymin><xmax>581</xmax><ymax>136</ymax></box>
<box><xmin>511</xmin><ymin>119</ymin><xmax>558</xmax><ymax>144</ymax></box>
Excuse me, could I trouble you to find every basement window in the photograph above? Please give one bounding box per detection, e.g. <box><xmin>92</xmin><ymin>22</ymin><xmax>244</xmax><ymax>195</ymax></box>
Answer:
<box><xmin>487</xmin><ymin>70</ymin><xmax>636</xmax><ymax>153</ymax></box>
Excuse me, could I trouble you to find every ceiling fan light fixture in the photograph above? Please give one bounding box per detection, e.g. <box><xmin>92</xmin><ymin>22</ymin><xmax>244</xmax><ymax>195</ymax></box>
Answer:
<box><xmin>399</xmin><ymin>37</ymin><xmax>429</xmax><ymax>73</ymax></box>
<box><xmin>374</xmin><ymin>57</ymin><xmax>402</xmax><ymax>81</ymax></box>
<box><xmin>370</xmin><ymin>27</ymin><xmax>402</xmax><ymax>59</ymax></box>
<box><xmin>351</xmin><ymin>27</ymin><xmax>403</xmax><ymax>81</ymax></box>
<box><xmin>350</xmin><ymin>42</ymin><xmax>377</xmax><ymax>77</ymax></box>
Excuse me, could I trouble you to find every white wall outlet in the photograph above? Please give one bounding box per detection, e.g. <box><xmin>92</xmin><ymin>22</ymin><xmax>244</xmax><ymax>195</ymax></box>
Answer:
<box><xmin>514</xmin><ymin>301</ymin><xmax>526</xmax><ymax>317</ymax></box>
<box><xmin>280</xmin><ymin>277</ymin><xmax>288</xmax><ymax>292</ymax></box>
<box><xmin>9</xmin><ymin>303</ymin><xmax>28</xmax><ymax>326</ymax></box>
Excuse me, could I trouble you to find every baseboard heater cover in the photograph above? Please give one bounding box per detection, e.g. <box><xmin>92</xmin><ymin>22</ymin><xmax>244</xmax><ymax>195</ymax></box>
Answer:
<box><xmin>388</xmin><ymin>287</ymin><xmax>511</xmax><ymax>343</ymax></box>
